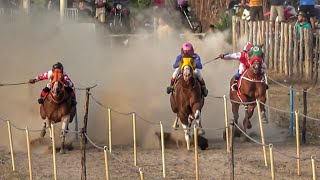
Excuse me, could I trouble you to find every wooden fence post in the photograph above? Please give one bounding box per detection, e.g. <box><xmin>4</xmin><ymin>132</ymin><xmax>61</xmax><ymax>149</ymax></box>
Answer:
<box><xmin>279</xmin><ymin>23</ymin><xmax>284</xmax><ymax>73</ymax></box>
<box><xmin>274</xmin><ymin>22</ymin><xmax>279</xmax><ymax>72</ymax></box>
<box><xmin>299</xmin><ymin>28</ymin><xmax>304</xmax><ymax>78</ymax></box>
<box><xmin>304</xmin><ymin>28</ymin><xmax>311</xmax><ymax>80</ymax></box>
<box><xmin>269</xmin><ymin>22</ymin><xmax>274</xmax><ymax>69</ymax></box>
<box><xmin>284</xmin><ymin>23</ymin><xmax>289</xmax><ymax>75</ymax></box>
<box><xmin>81</xmin><ymin>88</ymin><xmax>92</xmax><ymax>180</ymax></box>
<box><xmin>229</xmin><ymin>121</ymin><xmax>234</xmax><ymax>180</ymax></box>
<box><xmin>293</xmin><ymin>26</ymin><xmax>299</xmax><ymax>75</ymax></box>
<box><xmin>288</xmin><ymin>24</ymin><xmax>293</xmax><ymax>76</ymax></box>
<box><xmin>302</xmin><ymin>89</ymin><xmax>307</xmax><ymax>144</ymax></box>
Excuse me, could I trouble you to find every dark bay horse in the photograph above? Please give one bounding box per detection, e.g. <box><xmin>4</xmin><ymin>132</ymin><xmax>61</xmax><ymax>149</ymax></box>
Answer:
<box><xmin>170</xmin><ymin>57</ymin><xmax>205</xmax><ymax>150</ymax></box>
<box><xmin>40</xmin><ymin>69</ymin><xmax>76</xmax><ymax>154</ymax></box>
<box><xmin>229</xmin><ymin>56</ymin><xmax>268</xmax><ymax>141</ymax></box>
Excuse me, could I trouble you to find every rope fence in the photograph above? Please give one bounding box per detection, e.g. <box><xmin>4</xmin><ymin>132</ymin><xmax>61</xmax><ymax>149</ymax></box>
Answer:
<box><xmin>1</xmin><ymin>74</ymin><xmax>320</xmax><ymax>179</ymax></box>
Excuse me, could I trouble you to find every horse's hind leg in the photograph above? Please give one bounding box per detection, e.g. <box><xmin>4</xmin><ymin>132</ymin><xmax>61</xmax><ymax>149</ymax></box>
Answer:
<box><xmin>173</xmin><ymin>116</ymin><xmax>179</xmax><ymax>129</ymax></box>
<box><xmin>60</xmin><ymin>115</ymin><xmax>70</xmax><ymax>154</ymax></box>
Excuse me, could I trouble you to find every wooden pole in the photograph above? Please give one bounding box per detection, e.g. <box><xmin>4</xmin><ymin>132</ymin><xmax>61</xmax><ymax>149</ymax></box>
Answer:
<box><xmin>299</xmin><ymin>29</ymin><xmax>304</xmax><ymax>78</ymax></box>
<box><xmin>253</xmin><ymin>21</ymin><xmax>257</xmax><ymax>45</ymax></box>
<box><xmin>249</xmin><ymin>21</ymin><xmax>253</xmax><ymax>45</ymax></box>
<box><xmin>295</xmin><ymin>111</ymin><xmax>301</xmax><ymax>176</ymax></box>
<box><xmin>160</xmin><ymin>121</ymin><xmax>166</xmax><ymax>178</ymax></box>
<box><xmin>279</xmin><ymin>23</ymin><xmax>284</xmax><ymax>73</ymax></box>
<box><xmin>269</xmin><ymin>22</ymin><xmax>274</xmax><ymax>69</ymax></box>
<box><xmin>288</xmin><ymin>24</ymin><xmax>293</xmax><ymax>76</ymax></box>
<box><xmin>6</xmin><ymin>121</ymin><xmax>15</xmax><ymax>171</ymax></box>
<box><xmin>194</xmin><ymin>126</ymin><xmax>199</xmax><ymax>180</ymax></box>
<box><xmin>284</xmin><ymin>23</ymin><xmax>289</xmax><ymax>75</ymax></box>
<box><xmin>229</xmin><ymin>121</ymin><xmax>234</xmax><ymax>180</ymax></box>
<box><xmin>265</xmin><ymin>74</ymin><xmax>271</xmax><ymax>121</ymax></box>
<box><xmin>304</xmin><ymin>29</ymin><xmax>311</xmax><ymax>80</ymax></box>
<box><xmin>108</xmin><ymin>108</ymin><xmax>112</xmax><ymax>153</ymax></box>
<box><xmin>265</xmin><ymin>21</ymin><xmax>269</xmax><ymax>66</ymax></box>
<box><xmin>139</xmin><ymin>168</ymin><xmax>144</xmax><ymax>180</ymax></box>
<box><xmin>81</xmin><ymin>88</ymin><xmax>91</xmax><ymax>180</ymax></box>
<box><xmin>132</xmin><ymin>113</ymin><xmax>137</xmax><ymax>166</ymax></box>
<box><xmin>223</xmin><ymin>95</ymin><xmax>230</xmax><ymax>153</ymax></box>
<box><xmin>256</xmin><ymin>99</ymin><xmax>268</xmax><ymax>167</ymax></box>
<box><xmin>25</xmin><ymin>127</ymin><xmax>33</xmax><ymax>180</ymax></box>
<box><xmin>232</xmin><ymin>16</ymin><xmax>237</xmax><ymax>52</ymax></box>
<box><xmin>302</xmin><ymin>89</ymin><xmax>307</xmax><ymax>144</ymax></box>
<box><xmin>51</xmin><ymin>124</ymin><xmax>57</xmax><ymax>180</ymax></box>
<box><xmin>104</xmin><ymin>146</ymin><xmax>110</xmax><ymax>180</ymax></box>
<box><xmin>311</xmin><ymin>155</ymin><xmax>317</xmax><ymax>180</ymax></box>
<box><xmin>274</xmin><ymin>22</ymin><xmax>279</xmax><ymax>72</ymax></box>
<box><xmin>293</xmin><ymin>26</ymin><xmax>299</xmax><ymax>75</ymax></box>
<box><xmin>269</xmin><ymin>144</ymin><xmax>275</xmax><ymax>180</ymax></box>
<box><xmin>60</xmin><ymin>0</ymin><xmax>65</xmax><ymax>22</ymax></box>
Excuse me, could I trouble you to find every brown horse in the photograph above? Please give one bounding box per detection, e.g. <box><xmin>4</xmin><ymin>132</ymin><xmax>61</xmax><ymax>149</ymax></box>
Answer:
<box><xmin>170</xmin><ymin>57</ymin><xmax>205</xmax><ymax>150</ymax></box>
<box><xmin>40</xmin><ymin>69</ymin><xmax>76</xmax><ymax>154</ymax></box>
<box><xmin>229</xmin><ymin>56</ymin><xmax>268</xmax><ymax>141</ymax></box>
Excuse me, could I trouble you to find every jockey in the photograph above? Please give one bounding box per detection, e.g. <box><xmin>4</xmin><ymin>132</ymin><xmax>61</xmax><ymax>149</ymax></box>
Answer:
<box><xmin>220</xmin><ymin>42</ymin><xmax>267</xmax><ymax>91</ymax></box>
<box><xmin>166</xmin><ymin>42</ymin><xmax>208</xmax><ymax>97</ymax></box>
<box><xmin>29</xmin><ymin>62</ymin><xmax>77</xmax><ymax>106</ymax></box>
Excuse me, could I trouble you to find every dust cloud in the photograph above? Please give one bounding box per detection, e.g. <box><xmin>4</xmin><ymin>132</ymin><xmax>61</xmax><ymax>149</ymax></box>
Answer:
<box><xmin>0</xmin><ymin>12</ymin><xmax>282</xmax><ymax>152</ymax></box>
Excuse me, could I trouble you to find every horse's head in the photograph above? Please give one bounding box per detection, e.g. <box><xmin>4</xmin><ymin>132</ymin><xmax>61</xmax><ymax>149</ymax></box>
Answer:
<box><xmin>50</xmin><ymin>69</ymin><xmax>65</xmax><ymax>102</ymax></box>
<box><xmin>249</xmin><ymin>56</ymin><xmax>263</xmax><ymax>75</ymax></box>
<box><xmin>179</xmin><ymin>57</ymin><xmax>196</xmax><ymax>81</ymax></box>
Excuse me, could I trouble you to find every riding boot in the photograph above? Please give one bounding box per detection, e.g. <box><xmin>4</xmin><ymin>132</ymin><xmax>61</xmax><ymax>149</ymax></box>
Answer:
<box><xmin>71</xmin><ymin>91</ymin><xmax>77</xmax><ymax>106</ymax></box>
<box><xmin>231</xmin><ymin>75</ymin><xmax>240</xmax><ymax>91</ymax></box>
<box><xmin>38</xmin><ymin>87</ymin><xmax>50</xmax><ymax>104</ymax></box>
<box><xmin>166</xmin><ymin>78</ymin><xmax>175</xmax><ymax>94</ymax></box>
<box><xmin>199</xmin><ymin>79</ymin><xmax>208</xmax><ymax>97</ymax></box>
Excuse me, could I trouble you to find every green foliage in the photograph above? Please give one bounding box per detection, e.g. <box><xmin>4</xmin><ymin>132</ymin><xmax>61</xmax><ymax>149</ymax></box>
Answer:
<box><xmin>215</xmin><ymin>11</ymin><xmax>232</xmax><ymax>31</ymax></box>
<box><xmin>130</xmin><ymin>0</ymin><xmax>151</xmax><ymax>8</ymax></box>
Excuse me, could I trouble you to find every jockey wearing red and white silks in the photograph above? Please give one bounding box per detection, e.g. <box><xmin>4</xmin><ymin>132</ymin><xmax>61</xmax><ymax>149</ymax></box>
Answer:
<box><xmin>34</xmin><ymin>70</ymin><xmax>74</xmax><ymax>88</ymax></box>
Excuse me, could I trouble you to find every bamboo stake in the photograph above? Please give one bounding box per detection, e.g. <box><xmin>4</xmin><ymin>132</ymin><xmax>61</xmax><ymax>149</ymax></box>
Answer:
<box><xmin>104</xmin><ymin>146</ymin><xmax>110</xmax><ymax>180</ymax></box>
<box><xmin>194</xmin><ymin>126</ymin><xmax>199</xmax><ymax>180</ymax></box>
<box><xmin>132</xmin><ymin>112</ymin><xmax>137</xmax><ymax>166</ymax></box>
<box><xmin>6</xmin><ymin>121</ymin><xmax>15</xmax><ymax>171</ymax></box>
<box><xmin>269</xmin><ymin>144</ymin><xmax>275</xmax><ymax>180</ymax></box>
<box><xmin>108</xmin><ymin>108</ymin><xmax>112</xmax><ymax>153</ymax></box>
<box><xmin>25</xmin><ymin>127</ymin><xmax>33</xmax><ymax>180</ymax></box>
<box><xmin>223</xmin><ymin>95</ymin><xmax>230</xmax><ymax>153</ymax></box>
<box><xmin>311</xmin><ymin>155</ymin><xmax>317</xmax><ymax>180</ymax></box>
<box><xmin>256</xmin><ymin>100</ymin><xmax>268</xmax><ymax>167</ymax></box>
<box><xmin>160</xmin><ymin>121</ymin><xmax>166</xmax><ymax>178</ymax></box>
<box><xmin>295</xmin><ymin>111</ymin><xmax>301</xmax><ymax>176</ymax></box>
<box><xmin>51</xmin><ymin>124</ymin><xmax>57</xmax><ymax>180</ymax></box>
<box><xmin>139</xmin><ymin>168</ymin><xmax>144</xmax><ymax>180</ymax></box>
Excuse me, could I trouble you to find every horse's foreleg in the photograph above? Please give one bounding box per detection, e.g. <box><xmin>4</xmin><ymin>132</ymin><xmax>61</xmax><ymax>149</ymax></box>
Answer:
<box><xmin>60</xmin><ymin>115</ymin><xmax>70</xmax><ymax>154</ymax></box>
<box><xmin>181</xmin><ymin>123</ymin><xmax>190</xmax><ymax>151</ymax></box>
<box><xmin>259</xmin><ymin>98</ymin><xmax>268</xmax><ymax>123</ymax></box>
<box><xmin>172</xmin><ymin>116</ymin><xmax>179</xmax><ymax>129</ymax></box>
<box><xmin>194</xmin><ymin>110</ymin><xmax>205</xmax><ymax>135</ymax></box>
<box><xmin>40</xmin><ymin>119</ymin><xmax>50</xmax><ymax>138</ymax></box>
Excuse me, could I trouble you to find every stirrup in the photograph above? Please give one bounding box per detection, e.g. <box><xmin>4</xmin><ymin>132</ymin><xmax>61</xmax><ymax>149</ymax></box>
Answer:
<box><xmin>231</xmin><ymin>83</ymin><xmax>238</xmax><ymax>91</ymax></box>
<box><xmin>166</xmin><ymin>86</ymin><xmax>172</xmax><ymax>94</ymax></box>
<box><xmin>38</xmin><ymin>98</ymin><xmax>44</xmax><ymax>104</ymax></box>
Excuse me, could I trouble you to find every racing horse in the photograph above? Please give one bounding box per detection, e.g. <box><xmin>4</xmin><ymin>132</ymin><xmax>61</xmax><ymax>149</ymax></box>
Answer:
<box><xmin>39</xmin><ymin>69</ymin><xmax>76</xmax><ymax>154</ymax></box>
<box><xmin>229</xmin><ymin>55</ymin><xmax>268</xmax><ymax>141</ymax></box>
<box><xmin>170</xmin><ymin>57</ymin><xmax>205</xmax><ymax>150</ymax></box>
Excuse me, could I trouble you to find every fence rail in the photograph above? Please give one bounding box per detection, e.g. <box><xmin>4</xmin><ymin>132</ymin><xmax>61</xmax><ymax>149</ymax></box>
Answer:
<box><xmin>232</xmin><ymin>16</ymin><xmax>320</xmax><ymax>82</ymax></box>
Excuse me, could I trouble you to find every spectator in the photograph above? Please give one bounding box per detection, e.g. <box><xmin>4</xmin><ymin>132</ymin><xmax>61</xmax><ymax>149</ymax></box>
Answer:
<box><xmin>157</xmin><ymin>16</ymin><xmax>173</xmax><ymax>40</ymax></box>
<box><xmin>95</xmin><ymin>0</ymin><xmax>106</xmax><ymax>23</ymax></box>
<box><xmin>299</xmin><ymin>0</ymin><xmax>316</xmax><ymax>29</ymax></box>
<box><xmin>294</xmin><ymin>11</ymin><xmax>311</xmax><ymax>39</ymax></box>
<box><xmin>269</xmin><ymin>0</ymin><xmax>285</xmax><ymax>22</ymax></box>
<box><xmin>77</xmin><ymin>1</ymin><xmax>92</xmax><ymax>22</ymax></box>
<box><xmin>248</xmin><ymin>0</ymin><xmax>263</xmax><ymax>21</ymax></box>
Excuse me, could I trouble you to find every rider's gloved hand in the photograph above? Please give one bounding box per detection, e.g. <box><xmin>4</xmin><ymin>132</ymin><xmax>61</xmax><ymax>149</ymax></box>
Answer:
<box><xmin>29</xmin><ymin>79</ymin><xmax>36</xmax><ymax>84</ymax></box>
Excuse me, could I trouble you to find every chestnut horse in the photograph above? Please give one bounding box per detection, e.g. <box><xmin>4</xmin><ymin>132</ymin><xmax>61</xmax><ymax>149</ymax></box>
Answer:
<box><xmin>40</xmin><ymin>69</ymin><xmax>76</xmax><ymax>154</ymax></box>
<box><xmin>170</xmin><ymin>57</ymin><xmax>205</xmax><ymax>150</ymax></box>
<box><xmin>229</xmin><ymin>56</ymin><xmax>268</xmax><ymax>141</ymax></box>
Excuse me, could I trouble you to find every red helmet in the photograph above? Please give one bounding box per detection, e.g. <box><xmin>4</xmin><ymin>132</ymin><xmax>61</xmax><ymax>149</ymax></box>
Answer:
<box><xmin>181</xmin><ymin>42</ymin><xmax>194</xmax><ymax>56</ymax></box>
<box><xmin>243</xmin><ymin>42</ymin><xmax>252</xmax><ymax>52</ymax></box>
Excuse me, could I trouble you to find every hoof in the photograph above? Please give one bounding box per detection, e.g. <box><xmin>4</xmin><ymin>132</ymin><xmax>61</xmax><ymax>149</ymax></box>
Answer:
<box><xmin>40</xmin><ymin>130</ymin><xmax>46</xmax><ymax>138</ymax></box>
<box><xmin>240</xmin><ymin>135</ymin><xmax>247</xmax><ymax>142</ymax></box>
<box><xmin>60</xmin><ymin>148</ymin><xmax>66</xmax><ymax>154</ymax></box>
<box><xmin>262</xmin><ymin>118</ymin><xmax>269</xmax><ymax>124</ymax></box>
<box><xmin>198</xmin><ymin>129</ymin><xmax>205</xmax><ymax>135</ymax></box>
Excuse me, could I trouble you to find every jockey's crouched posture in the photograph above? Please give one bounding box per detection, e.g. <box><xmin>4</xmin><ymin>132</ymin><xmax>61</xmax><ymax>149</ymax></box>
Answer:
<box><xmin>166</xmin><ymin>42</ymin><xmax>208</xmax><ymax>97</ymax></box>
<box><xmin>29</xmin><ymin>62</ymin><xmax>77</xmax><ymax>106</ymax></box>
<box><xmin>220</xmin><ymin>42</ymin><xmax>267</xmax><ymax>91</ymax></box>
